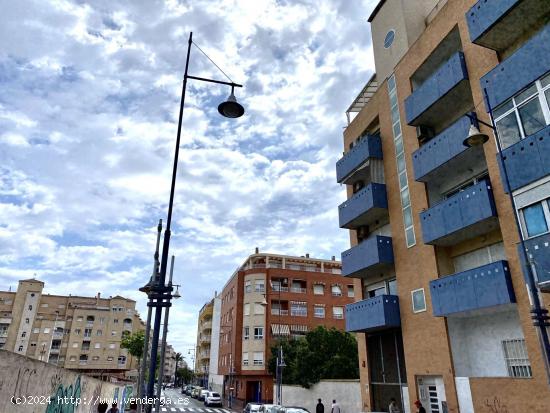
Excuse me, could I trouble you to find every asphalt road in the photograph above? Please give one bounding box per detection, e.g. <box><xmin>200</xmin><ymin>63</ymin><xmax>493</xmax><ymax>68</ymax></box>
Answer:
<box><xmin>152</xmin><ymin>388</ymin><xmax>235</xmax><ymax>413</ymax></box>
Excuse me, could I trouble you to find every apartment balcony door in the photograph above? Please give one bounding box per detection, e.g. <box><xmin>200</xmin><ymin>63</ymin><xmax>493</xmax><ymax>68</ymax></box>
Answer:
<box><xmin>367</xmin><ymin>330</ymin><xmax>407</xmax><ymax>412</ymax></box>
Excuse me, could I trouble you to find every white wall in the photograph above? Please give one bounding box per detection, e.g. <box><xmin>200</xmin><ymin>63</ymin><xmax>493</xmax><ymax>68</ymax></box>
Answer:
<box><xmin>277</xmin><ymin>380</ymin><xmax>361</xmax><ymax>413</ymax></box>
<box><xmin>210</xmin><ymin>295</ymin><xmax>221</xmax><ymax>376</ymax></box>
<box><xmin>455</xmin><ymin>377</ymin><xmax>474</xmax><ymax>413</ymax></box>
<box><xmin>448</xmin><ymin>306</ymin><xmax>525</xmax><ymax>377</ymax></box>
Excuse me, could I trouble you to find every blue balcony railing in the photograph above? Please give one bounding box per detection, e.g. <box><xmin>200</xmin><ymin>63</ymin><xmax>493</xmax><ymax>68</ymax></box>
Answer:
<box><xmin>412</xmin><ymin>116</ymin><xmax>473</xmax><ymax>182</ymax></box>
<box><xmin>405</xmin><ymin>52</ymin><xmax>469</xmax><ymax>127</ymax></box>
<box><xmin>466</xmin><ymin>0</ymin><xmax>550</xmax><ymax>51</ymax></box>
<box><xmin>430</xmin><ymin>260</ymin><xmax>515</xmax><ymax>317</ymax></box>
<box><xmin>341</xmin><ymin>236</ymin><xmax>393</xmax><ymax>279</ymax></box>
<box><xmin>524</xmin><ymin>232</ymin><xmax>550</xmax><ymax>291</ymax></box>
<box><xmin>338</xmin><ymin>183</ymin><xmax>388</xmax><ymax>229</ymax></box>
<box><xmin>336</xmin><ymin>134</ymin><xmax>383</xmax><ymax>184</ymax></box>
<box><xmin>482</xmin><ymin>24</ymin><xmax>550</xmax><ymax>110</ymax></box>
<box><xmin>499</xmin><ymin>125</ymin><xmax>550</xmax><ymax>192</ymax></box>
<box><xmin>420</xmin><ymin>181</ymin><xmax>498</xmax><ymax>246</ymax></box>
<box><xmin>345</xmin><ymin>295</ymin><xmax>401</xmax><ymax>333</ymax></box>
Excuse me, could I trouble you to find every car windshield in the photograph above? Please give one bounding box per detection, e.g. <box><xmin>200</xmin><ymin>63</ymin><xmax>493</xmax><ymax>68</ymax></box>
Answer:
<box><xmin>211</xmin><ymin>392</ymin><xmax>220</xmax><ymax>397</ymax></box>
<box><xmin>285</xmin><ymin>409</ymin><xmax>308</xmax><ymax>413</ymax></box>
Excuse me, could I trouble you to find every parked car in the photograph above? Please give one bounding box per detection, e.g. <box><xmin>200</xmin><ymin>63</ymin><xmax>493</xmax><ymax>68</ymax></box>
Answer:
<box><xmin>260</xmin><ymin>404</ymin><xmax>284</xmax><ymax>413</ymax></box>
<box><xmin>243</xmin><ymin>403</ymin><xmax>263</xmax><ymax>413</ymax></box>
<box><xmin>204</xmin><ymin>391</ymin><xmax>222</xmax><ymax>407</ymax></box>
<box><xmin>199</xmin><ymin>389</ymin><xmax>209</xmax><ymax>401</ymax></box>
<box><xmin>283</xmin><ymin>407</ymin><xmax>310</xmax><ymax>413</ymax></box>
<box><xmin>191</xmin><ymin>387</ymin><xmax>203</xmax><ymax>398</ymax></box>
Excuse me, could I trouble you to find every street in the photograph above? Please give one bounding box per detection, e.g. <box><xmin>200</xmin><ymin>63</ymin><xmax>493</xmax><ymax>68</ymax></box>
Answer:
<box><xmin>153</xmin><ymin>388</ymin><xmax>236</xmax><ymax>413</ymax></box>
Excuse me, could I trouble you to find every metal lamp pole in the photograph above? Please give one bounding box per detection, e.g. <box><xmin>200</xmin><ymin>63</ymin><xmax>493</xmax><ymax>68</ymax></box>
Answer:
<box><xmin>464</xmin><ymin>88</ymin><xmax>550</xmax><ymax>379</ymax></box>
<box><xmin>144</xmin><ymin>31</ymin><xmax>244</xmax><ymax>413</ymax></box>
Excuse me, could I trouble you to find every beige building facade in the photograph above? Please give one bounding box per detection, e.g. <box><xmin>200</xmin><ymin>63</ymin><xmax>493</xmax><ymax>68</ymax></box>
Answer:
<box><xmin>339</xmin><ymin>1</ymin><xmax>550</xmax><ymax>412</ymax></box>
<box><xmin>0</xmin><ymin>279</ymin><xmax>143</xmax><ymax>380</ymax></box>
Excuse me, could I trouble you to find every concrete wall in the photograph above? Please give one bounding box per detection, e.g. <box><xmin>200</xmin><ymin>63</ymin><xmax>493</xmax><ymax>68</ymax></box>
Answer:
<box><xmin>209</xmin><ymin>295</ymin><xmax>221</xmax><ymax>377</ymax></box>
<box><xmin>0</xmin><ymin>349</ymin><xmax>134</xmax><ymax>413</ymax></box>
<box><xmin>447</xmin><ymin>306</ymin><xmax>525</xmax><ymax>377</ymax></box>
<box><xmin>277</xmin><ymin>380</ymin><xmax>360</xmax><ymax>413</ymax></box>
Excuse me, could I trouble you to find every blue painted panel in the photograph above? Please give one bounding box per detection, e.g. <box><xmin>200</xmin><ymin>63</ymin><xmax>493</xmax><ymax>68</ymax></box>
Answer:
<box><xmin>482</xmin><ymin>25</ymin><xmax>550</xmax><ymax>109</ymax></box>
<box><xmin>500</xmin><ymin>125</ymin><xmax>550</xmax><ymax>192</ymax></box>
<box><xmin>345</xmin><ymin>295</ymin><xmax>400</xmax><ymax>333</ymax></box>
<box><xmin>338</xmin><ymin>183</ymin><xmax>388</xmax><ymax>229</ymax></box>
<box><xmin>430</xmin><ymin>261</ymin><xmax>516</xmax><ymax>316</ymax></box>
<box><xmin>341</xmin><ymin>235</ymin><xmax>394</xmax><ymax>278</ymax></box>
<box><xmin>405</xmin><ymin>52</ymin><xmax>469</xmax><ymax>126</ymax></box>
<box><xmin>466</xmin><ymin>0</ymin><xmax>521</xmax><ymax>43</ymax></box>
<box><xmin>336</xmin><ymin>134</ymin><xmax>383</xmax><ymax>184</ymax></box>
<box><xmin>524</xmin><ymin>233</ymin><xmax>550</xmax><ymax>288</ymax></box>
<box><xmin>420</xmin><ymin>181</ymin><xmax>497</xmax><ymax>245</ymax></box>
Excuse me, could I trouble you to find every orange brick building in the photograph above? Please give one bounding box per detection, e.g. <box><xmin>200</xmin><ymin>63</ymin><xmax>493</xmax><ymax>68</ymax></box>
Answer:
<box><xmin>217</xmin><ymin>250</ymin><xmax>352</xmax><ymax>406</ymax></box>
<box><xmin>338</xmin><ymin>0</ymin><xmax>550</xmax><ymax>412</ymax></box>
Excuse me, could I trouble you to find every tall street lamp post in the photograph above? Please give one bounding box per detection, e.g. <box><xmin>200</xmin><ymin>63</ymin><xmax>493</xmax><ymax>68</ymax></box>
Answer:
<box><xmin>144</xmin><ymin>31</ymin><xmax>244</xmax><ymax>413</ymax></box>
<box><xmin>463</xmin><ymin>88</ymin><xmax>550</xmax><ymax>379</ymax></box>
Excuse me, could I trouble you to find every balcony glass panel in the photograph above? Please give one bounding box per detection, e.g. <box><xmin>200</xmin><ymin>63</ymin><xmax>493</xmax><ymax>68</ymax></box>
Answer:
<box><xmin>335</xmin><ymin>135</ymin><xmax>383</xmax><ymax>184</ymax></box>
<box><xmin>420</xmin><ymin>181</ymin><xmax>498</xmax><ymax>246</ymax></box>
<box><xmin>338</xmin><ymin>183</ymin><xmax>388</xmax><ymax>229</ymax></box>
<box><xmin>430</xmin><ymin>260</ymin><xmax>516</xmax><ymax>316</ymax></box>
<box><xmin>524</xmin><ymin>232</ymin><xmax>550</xmax><ymax>291</ymax></box>
<box><xmin>404</xmin><ymin>52</ymin><xmax>469</xmax><ymax>127</ymax></box>
<box><xmin>341</xmin><ymin>236</ymin><xmax>394</xmax><ymax>279</ymax></box>
<box><xmin>345</xmin><ymin>295</ymin><xmax>400</xmax><ymax>333</ymax></box>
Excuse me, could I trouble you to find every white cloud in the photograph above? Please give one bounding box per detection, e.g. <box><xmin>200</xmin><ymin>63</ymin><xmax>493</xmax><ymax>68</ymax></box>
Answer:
<box><xmin>0</xmin><ymin>0</ymin><xmax>377</xmax><ymax>352</ymax></box>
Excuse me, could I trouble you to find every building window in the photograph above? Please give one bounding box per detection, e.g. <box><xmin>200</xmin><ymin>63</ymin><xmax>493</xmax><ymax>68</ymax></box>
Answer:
<box><xmin>99</xmin><ymin>317</ymin><xmax>105</xmax><ymax>324</ymax></box>
<box><xmin>96</xmin><ymin>329</ymin><xmax>103</xmax><ymax>336</ymax></box>
<box><xmin>520</xmin><ymin>199</ymin><xmax>550</xmax><ymax>239</ymax></box>
<box><xmin>494</xmin><ymin>73</ymin><xmax>550</xmax><ymax>149</ymax></box>
<box><xmin>94</xmin><ymin>343</ymin><xmax>101</xmax><ymax>349</ymax></box>
<box><xmin>502</xmin><ymin>339</ymin><xmax>532</xmax><ymax>378</ymax></box>
<box><xmin>33</xmin><ymin>328</ymin><xmax>39</xmax><ymax>334</ymax></box>
<box><xmin>244</xmin><ymin>304</ymin><xmax>250</xmax><ymax>316</ymax></box>
<box><xmin>72</xmin><ymin>342</ymin><xmax>78</xmax><ymax>348</ymax></box>
<box><xmin>411</xmin><ymin>288</ymin><xmax>426</xmax><ymax>313</ymax></box>
<box><xmin>331</xmin><ymin>285</ymin><xmax>342</xmax><ymax>297</ymax></box>
<box><xmin>84</xmin><ymin>328</ymin><xmax>92</xmax><ymax>338</ymax></box>
<box><xmin>245</xmin><ymin>281</ymin><xmax>252</xmax><ymax>294</ymax></box>
<box><xmin>113</xmin><ymin>319</ymin><xmax>119</xmax><ymax>324</ymax></box>
<box><xmin>242</xmin><ymin>352</ymin><xmax>249</xmax><ymax>366</ymax></box>
<box><xmin>21</xmin><ymin>331</ymin><xmax>26</xmax><ymax>338</ymax></box>
<box><xmin>44</xmin><ymin>328</ymin><xmax>51</xmax><ymax>334</ymax></box>
<box><xmin>388</xmin><ymin>74</ymin><xmax>415</xmax><ymax>247</ymax></box>
<box><xmin>255</xmin><ymin>280</ymin><xmax>265</xmax><ymax>293</ymax></box>
<box><xmin>109</xmin><ymin>343</ymin><xmax>116</xmax><ymax>349</ymax></box>
<box><xmin>76</xmin><ymin>316</ymin><xmax>83</xmax><ymax>322</ymax></box>
<box><xmin>347</xmin><ymin>285</ymin><xmax>355</xmax><ymax>298</ymax></box>
<box><xmin>313</xmin><ymin>284</ymin><xmax>324</xmax><ymax>295</ymax></box>
<box><xmin>111</xmin><ymin>331</ymin><xmax>117</xmax><ymax>336</ymax></box>
<box><xmin>69</xmin><ymin>356</ymin><xmax>76</xmax><ymax>362</ymax></box>
<box><xmin>244</xmin><ymin>327</ymin><xmax>250</xmax><ymax>340</ymax></box>
<box><xmin>332</xmin><ymin>307</ymin><xmax>344</xmax><ymax>319</ymax></box>
<box><xmin>314</xmin><ymin>305</ymin><xmax>325</xmax><ymax>318</ymax></box>
<box><xmin>384</xmin><ymin>29</ymin><xmax>395</xmax><ymax>49</ymax></box>
<box><xmin>92</xmin><ymin>356</ymin><xmax>100</xmax><ymax>361</ymax></box>
<box><xmin>118</xmin><ymin>356</ymin><xmax>126</xmax><ymax>365</ymax></box>
<box><xmin>28</xmin><ymin>305</ymin><xmax>33</xmax><ymax>311</ymax></box>
<box><xmin>290</xmin><ymin>302</ymin><xmax>307</xmax><ymax>317</ymax></box>
<box><xmin>253</xmin><ymin>352</ymin><xmax>264</xmax><ymax>366</ymax></box>
<box><xmin>25</xmin><ymin>318</ymin><xmax>29</xmax><ymax>324</ymax></box>
<box><xmin>18</xmin><ymin>345</ymin><xmax>24</xmax><ymax>352</ymax></box>
<box><xmin>254</xmin><ymin>327</ymin><xmax>264</xmax><ymax>340</ymax></box>
<box><xmin>107</xmin><ymin>356</ymin><xmax>114</xmax><ymax>362</ymax></box>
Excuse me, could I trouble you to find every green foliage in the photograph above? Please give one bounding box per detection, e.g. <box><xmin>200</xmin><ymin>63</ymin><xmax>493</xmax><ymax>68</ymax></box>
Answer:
<box><xmin>267</xmin><ymin>326</ymin><xmax>359</xmax><ymax>388</ymax></box>
<box><xmin>176</xmin><ymin>367</ymin><xmax>195</xmax><ymax>384</ymax></box>
<box><xmin>121</xmin><ymin>330</ymin><xmax>145</xmax><ymax>360</ymax></box>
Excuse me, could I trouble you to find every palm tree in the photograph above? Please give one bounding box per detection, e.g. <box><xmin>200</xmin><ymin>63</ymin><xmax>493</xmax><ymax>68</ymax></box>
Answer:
<box><xmin>174</xmin><ymin>352</ymin><xmax>183</xmax><ymax>386</ymax></box>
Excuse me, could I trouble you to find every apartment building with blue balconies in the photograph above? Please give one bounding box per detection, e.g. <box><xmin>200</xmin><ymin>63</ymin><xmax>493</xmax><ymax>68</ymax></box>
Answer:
<box><xmin>336</xmin><ymin>1</ymin><xmax>550</xmax><ymax>412</ymax></box>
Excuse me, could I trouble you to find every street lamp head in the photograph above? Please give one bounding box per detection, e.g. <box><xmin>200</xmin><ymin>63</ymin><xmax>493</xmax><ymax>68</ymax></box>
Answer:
<box><xmin>139</xmin><ymin>277</ymin><xmax>153</xmax><ymax>294</ymax></box>
<box><xmin>463</xmin><ymin>124</ymin><xmax>489</xmax><ymax>148</ymax></box>
<box><xmin>173</xmin><ymin>286</ymin><xmax>181</xmax><ymax>299</ymax></box>
<box><xmin>218</xmin><ymin>89</ymin><xmax>245</xmax><ymax>118</ymax></box>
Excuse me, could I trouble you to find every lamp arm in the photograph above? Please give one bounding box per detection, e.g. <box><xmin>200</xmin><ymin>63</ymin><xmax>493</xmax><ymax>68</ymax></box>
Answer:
<box><xmin>464</xmin><ymin>112</ymin><xmax>495</xmax><ymax>130</ymax></box>
<box><xmin>186</xmin><ymin>75</ymin><xmax>242</xmax><ymax>88</ymax></box>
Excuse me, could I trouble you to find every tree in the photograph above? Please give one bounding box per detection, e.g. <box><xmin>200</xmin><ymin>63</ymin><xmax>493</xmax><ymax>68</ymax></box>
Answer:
<box><xmin>267</xmin><ymin>326</ymin><xmax>359</xmax><ymax>388</ymax></box>
<box><xmin>174</xmin><ymin>353</ymin><xmax>183</xmax><ymax>385</ymax></box>
<box><xmin>121</xmin><ymin>330</ymin><xmax>145</xmax><ymax>363</ymax></box>
<box><xmin>176</xmin><ymin>367</ymin><xmax>195</xmax><ymax>385</ymax></box>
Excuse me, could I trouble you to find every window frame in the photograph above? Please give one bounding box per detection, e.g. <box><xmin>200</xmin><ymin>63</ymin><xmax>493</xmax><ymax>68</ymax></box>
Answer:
<box><xmin>493</xmin><ymin>73</ymin><xmax>550</xmax><ymax>149</ymax></box>
<box><xmin>253</xmin><ymin>327</ymin><xmax>264</xmax><ymax>340</ymax></box>
<box><xmin>411</xmin><ymin>288</ymin><xmax>427</xmax><ymax>313</ymax></box>
<box><xmin>313</xmin><ymin>305</ymin><xmax>325</xmax><ymax>318</ymax></box>
<box><xmin>502</xmin><ymin>338</ymin><xmax>532</xmax><ymax>378</ymax></box>
<box><xmin>519</xmin><ymin>198</ymin><xmax>550</xmax><ymax>239</ymax></box>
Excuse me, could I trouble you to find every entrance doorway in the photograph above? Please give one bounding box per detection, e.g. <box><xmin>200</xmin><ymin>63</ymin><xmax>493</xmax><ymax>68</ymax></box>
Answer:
<box><xmin>367</xmin><ymin>330</ymin><xmax>407</xmax><ymax>412</ymax></box>
<box><xmin>417</xmin><ymin>376</ymin><xmax>447</xmax><ymax>413</ymax></box>
<box><xmin>246</xmin><ymin>380</ymin><xmax>262</xmax><ymax>403</ymax></box>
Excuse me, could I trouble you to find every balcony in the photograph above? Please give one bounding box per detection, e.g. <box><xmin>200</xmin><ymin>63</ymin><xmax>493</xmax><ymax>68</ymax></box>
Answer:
<box><xmin>335</xmin><ymin>134</ymin><xmax>383</xmax><ymax>185</ymax></box>
<box><xmin>338</xmin><ymin>183</ymin><xmax>388</xmax><ymax>229</ymax></box>
<box><xmin>482</xmin><ymin>24</ymin><xmax>550</xmax><ymax>110</ymax></box>
<box><xmin>405</xmin><ymin>52</ymin><xmax>470</xmax><ymax>128</ymax></box>
<box><xmin>430</xmin><ymin>261</ymin><xmax>515</xmax><ymax>317</ymax></box>
<box><xmin>499</xmin><ymin>125</ymin><xmax>550</xmax><ymax>192</ymax></box>
<box><xmin>345</xmin><ymin>295</ymin><xmax>400</xmax><ymax>333</ymax></box>
<box><xmin>341</xmin><ymin>236</ymin><xmax>394</xmax><ymax>279</ymax></box>
<box><xmin>420</xmin><ymin>181</ymin><xmax>498</xmax><ymax>246</ymax></box>
<box><xmin>199</xmin><ymin>335</ymin><xmax>211</xmax><ymax>343</ymax></box>
<box><xmin>412</xmin><ymin>116</ymin><xmax>483</xmax><ymax>183</ymax></box>
<box><xmin>466</xmin><ymin>0</ymin><xmax>550</xmax><ymax>51</ymax></box>
<box><xmin>524</xmin><ymin>232</ymin><xmax>550</xmax><ymax>291</ymax></box>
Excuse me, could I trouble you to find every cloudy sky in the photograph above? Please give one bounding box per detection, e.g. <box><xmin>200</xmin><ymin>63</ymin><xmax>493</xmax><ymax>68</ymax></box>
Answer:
<box><xmin>0</xmin><ymin>0</ymin><xmax>376</xmax><ymax>356</ymax></box>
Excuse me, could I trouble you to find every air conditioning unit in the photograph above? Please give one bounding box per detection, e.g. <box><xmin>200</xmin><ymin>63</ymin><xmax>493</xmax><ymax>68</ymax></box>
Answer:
<box><xmin>416</xmin><ymin>125</ymin><xmax>435</xmax><ymax>143</ymax></box>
